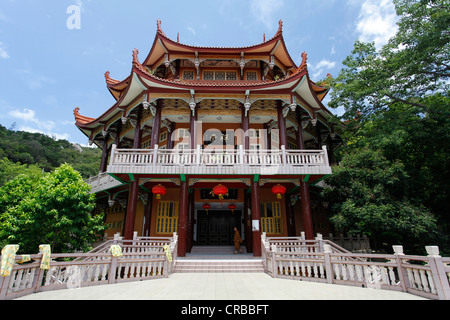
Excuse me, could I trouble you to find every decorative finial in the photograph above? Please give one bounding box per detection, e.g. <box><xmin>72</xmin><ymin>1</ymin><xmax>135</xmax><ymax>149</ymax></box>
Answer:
<box><xmin>276</xmin><ymin>20</ymin><xmax>283</xmax><ymax>35</ymax></box>
<box><xmin>132</xmin><ymin>48</ymin><xmax>139</xmax><ymax>64</ymax></box>
<box><xmin>299</xmin><ymin>51</ymin><xmax>308</xmax><ymax>70</ymax></box>
<box><xmin>177</xmin><ymin>32</ymin><xmax>180</xmax><ymax>43</ymax></box>
<box><xmin>73</xmin><ymin>107</ymin><xmax>80</xmax><ymax>116</ymax></box>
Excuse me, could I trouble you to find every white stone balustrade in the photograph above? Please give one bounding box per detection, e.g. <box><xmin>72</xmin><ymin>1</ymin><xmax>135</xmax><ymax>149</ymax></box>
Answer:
<box><xmin>107</xmin><ymin>144</ymin><xmax>332</xmax><ymax>176</ymax></box>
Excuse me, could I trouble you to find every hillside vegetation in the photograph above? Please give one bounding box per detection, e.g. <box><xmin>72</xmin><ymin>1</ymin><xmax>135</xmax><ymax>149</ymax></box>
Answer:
<box><xmin>0</xmin><ymin>124</ymin><xmax>102</xmax><ymax>184</ymax></box>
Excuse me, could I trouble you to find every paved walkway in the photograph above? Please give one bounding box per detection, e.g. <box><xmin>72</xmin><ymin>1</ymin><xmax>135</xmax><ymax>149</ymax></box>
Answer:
<box><xmin>17</xmin><ymin>273</ymin><xmax>427</xmax><ymax>300</ymax></box>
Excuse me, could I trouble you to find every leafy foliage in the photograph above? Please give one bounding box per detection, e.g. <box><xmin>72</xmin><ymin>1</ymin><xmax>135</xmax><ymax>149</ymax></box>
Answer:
<box><xmin>0</xmin><ymin>124</ymin><xmax>102</xmax><ymax>182</ymax></box>
<box><xmin>328</xmin><ymin>0</ymin><xmax>449</xmax><ymax>122</ymax></box>
<box><xmin>0</xmin><ymin>164</ymin><xmax>105</xmax><ymax>253</ymax></box>
<box><xmin>324</xmin><ymin>0</ymin><xmax>449</xmax><ymax>253</ymax></box>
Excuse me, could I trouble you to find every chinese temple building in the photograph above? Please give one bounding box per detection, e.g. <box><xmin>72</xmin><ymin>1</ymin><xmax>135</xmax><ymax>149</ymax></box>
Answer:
<box><xmin>74</xmin><ymin>20</ymin><xmax>341</xmax><ymax>257</ymax></box>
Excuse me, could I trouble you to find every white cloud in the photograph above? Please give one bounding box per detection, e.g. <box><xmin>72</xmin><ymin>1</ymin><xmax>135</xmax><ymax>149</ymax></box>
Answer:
<box><xmin>187</xmin><ymin>26</ymin><xmax>196</xmax><ymax>36</ymax></box>
<box><xmin>9</xmin><ymin>109</ymin><xmax>37</xmax><ymax>122</ymax></box>
<box><xmin>309</xmin><ymin>60</ymin><xmax>337</xmax><ymax>79</ymax></box>
<box><xmin>7</xmin><ymin>108</ymin><xmax>70</xmax><ymax>140</ymax></box>
<box><xmin>251</xmin><ymin>0</ymin><xmax>284</xmax><ymax>29</ymax></box>
<box><xmin>0</xmin><ymin>42</ymin><xmax>10</xmax><ymax>59</ymax></box>
<box><xmin>355</xmin><ymin>0</ymin><xmax>398</xmax><ymax>49</ymax></box>
<box><xmin>9</xmin><ymin>108</ymin><xmax>56</xmax><ymax>131</ymax></box>
<box><xmin>16</xmin><ymin>69</ymin><xmax>56</xmax><ymax>90</ymax></box>
<box><xmin>18</xmin><ymin>126</ymin><xmax>70</xmax><ymax>141</ymax></box>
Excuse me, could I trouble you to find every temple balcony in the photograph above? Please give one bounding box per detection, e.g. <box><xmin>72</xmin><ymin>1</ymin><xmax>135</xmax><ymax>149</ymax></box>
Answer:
<box><xmin>86</xmin><ymin>172</ymin><xmax>122</xmax><ymax>194</ymax></box>
<box><xmin>106</xmin><ymin>144</ymin><xmax>332</xmax><ymax>177</ymax></box>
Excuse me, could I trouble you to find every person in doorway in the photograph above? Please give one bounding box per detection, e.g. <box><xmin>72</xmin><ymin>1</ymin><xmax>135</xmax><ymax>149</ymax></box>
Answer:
<box><xmin>233</xmin><ymin>227</ymin><xmax>243</xmax><ymax>254</ymax></box>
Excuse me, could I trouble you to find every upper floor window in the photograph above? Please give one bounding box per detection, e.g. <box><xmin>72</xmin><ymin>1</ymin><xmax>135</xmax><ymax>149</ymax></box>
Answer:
<box><xmin>182</xmin><ymin>71</ymin><xmax>194</xmax><ymax>80</ymax></box>
<box><xmin>246</xmin><ymin>71</ymin><xmax>258</xmax><ymax>81</ymax></box>
<box><xmin>203</xmin><ymin>70</ymin><xmax>237</xmax><ymax>81</ymax></box>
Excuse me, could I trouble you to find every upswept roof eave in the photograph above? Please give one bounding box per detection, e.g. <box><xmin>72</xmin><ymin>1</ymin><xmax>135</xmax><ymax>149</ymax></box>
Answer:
<box><xmin>142</xmin><ymin>19</ymin><xmax>298</xmax><ymax>70</ymax></box>
<box><xmin>302</xmin><ymin>72</ymin><xmax>334</xmax><ymax>117</ymax></box>
<box><xmin>74</xmin><ymin>71</ymin><xmax>139</xmax><ymax>130</ymax></box>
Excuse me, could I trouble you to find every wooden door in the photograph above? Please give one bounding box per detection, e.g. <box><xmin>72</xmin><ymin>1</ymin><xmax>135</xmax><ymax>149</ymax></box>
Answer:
<box><xmin>197</xmin><ymin>210</ymin><xmax>241</xmax><ymax>246</ymax></box>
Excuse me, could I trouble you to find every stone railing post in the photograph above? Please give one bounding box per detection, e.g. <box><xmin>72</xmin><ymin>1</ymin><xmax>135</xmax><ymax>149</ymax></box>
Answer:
<box><xmin>426</xmin><ymin>246</ymin><xmax>450</xmax><ymax>300</ymax></box>
<box><xmin>109</xmin><ymin>255</ymin><xmax>118</xmax><ymax>285</ymax></box>
<box><xmin>281</xmin><ymin>145</ymin><xmax>287</xmax><ymax>165</ymax></box>
<box><xmin>109</xmin><ymin>144</ymin><xmax>117</xmax><ymax>166</ymax></box>
<box><xmin>392</xmin><ymin>245</ymin><xmax>408</xmax><ymax>292</ymax></box>
<box><xmin>323</xmin><ymin>244</ymin><xmax>334</xmax><ymax>284</ymax></box>
<box><xmin>271</xmin><ymin>244</ymin><xmax>277</xmax><ymax>278</ymax></box>
<box><xmin>322</xmin><ymin>145</ymin><xmax>329</xmax><ymax>166</ymax></box>
<box><xmin>152</xmin><ymin>144</ymin><xmax>159</xmax><ymax>165</ymax></box>
<box><xmin>196</xmin><ymin>145</ymin><xmax>201</xmax><ymax>165</ymax></box>
<box><xmin>239</xmin><ymin>145</ymin><xmax>244</xmax><ymax>165</ymax></box>
<box><xmin>316</xmin><ymin>233</ymin><xmax>324</xmax><ymax>252</ymax></box>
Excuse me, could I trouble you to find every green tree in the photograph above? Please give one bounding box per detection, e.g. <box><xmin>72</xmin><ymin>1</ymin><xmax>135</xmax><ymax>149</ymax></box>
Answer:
<box><xmin>0</xmin><ymin>124</ymin><xmax>102</xmax><ymax>179</ymax></box>
<box><xmin>323</xmin><ymin>147</ymin><xmax>440</xmax><ymax>253</ymax></box>
<box><xmin>0</xmin><ymin>157</ymin><xmax>42</xmax><ymax>187</ymax></box>
<box><xmin>323</xmin><ymin>0</ymin><xmax>450</xmax><ymax>253</ymax></box>
<box><xmin>328</xmin><ymin>0</ymin><xmax>449</xmax><ymax>122</ymax></box>
<box><xmin>0</xmin><ymin>164</ymin><xmax>105</xmax><ymax>253</ymax></box>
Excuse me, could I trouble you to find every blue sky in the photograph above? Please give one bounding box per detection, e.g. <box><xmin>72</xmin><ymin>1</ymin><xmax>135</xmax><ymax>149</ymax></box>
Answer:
<box><xmin>0</xmin><ymin>0</ymin><xmax>398</xmax><ymax>145</ymax></box>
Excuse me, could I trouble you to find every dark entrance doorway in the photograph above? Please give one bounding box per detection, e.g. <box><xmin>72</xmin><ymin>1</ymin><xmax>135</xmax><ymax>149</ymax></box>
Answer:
<box><xmin>197</xmin><ymin>210</ymin><xmax>242</xmax><ymax>246</ymax></box>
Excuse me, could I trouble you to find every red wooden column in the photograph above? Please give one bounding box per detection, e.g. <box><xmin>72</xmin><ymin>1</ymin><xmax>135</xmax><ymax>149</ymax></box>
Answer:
<box><xmin>277</xmin><ymin>101</ymin><xmax>288</xmax><ymax>148</ymax></box>
<box><xmin>251</xmin><ymin>180</ymin><xmax>262</xmax><ymax>257</ymax></box>
<box><xmin>143</xmin><ymin>193</ymin><xmax>153</xmax><ymax>237</ymax></box>
<box><xmin>241</xmin><ymin>105</ymin><xmax>250</xmax><ymax>149</ymax></box>
<box><xmin>296</xmin><ymin>109</ymin><xmax>314</xmax><ymax>239</ymax></box>
<box><xmin>114</xmin><ymin>122</ymin><xmax>122</xmax><ymax>148</ymax></box>
<box><xmin>189</xmin><ymin>105</ymin><xmax>198</xmax><ymax>149</ymax></box>
<box><xmin>177</xmin><ymin>180</ymin><xmax>189</xmax><ymax>257</ymax></box>
<box><xmin>100</xmin><ymin>137</ymin><xmax>109</xmax><ymax>173</ymax></box>
<box><xmin>150</xmin><ymin>100</ymin><xmax>162</xmax><ymax>149</ymax></box>
<box><xmin>243</xmin><ymin>190</ymin><xmax>252</xmax><ymax>253</ymax></box>
<box><xmin>124</xmin><ymin>107</ymin><xmax>143</xmax><ymax>240</ymax></box>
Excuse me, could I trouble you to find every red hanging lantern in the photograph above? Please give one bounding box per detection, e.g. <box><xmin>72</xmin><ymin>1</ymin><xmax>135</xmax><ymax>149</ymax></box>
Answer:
<box><xmin>272</xmin><ymin>184</ymin><xmax>286</xmax><ymax>200</ymax></box>
<box><xmin>228</xmin><ymin>204</ymin><xmax>236</xmax><ymax>214</ymax></box>
<box><xmin>211</xmin><ymin>184</ymin><xmax>228</xmax><ymax>206</ymax></box>
<box><xmin>152</xmin><ymin>184</ymin><xmax>167</xmax><ymax>200</ymax></box>
<box><xmin>203</xmin><ymin>203</ymin><xmax>211</xmax><ymax>215</ymax></box>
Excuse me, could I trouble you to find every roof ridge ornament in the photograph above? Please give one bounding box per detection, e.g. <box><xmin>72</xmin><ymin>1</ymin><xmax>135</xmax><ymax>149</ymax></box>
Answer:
<box><xmin>132</xmin><ymin>48</ymin><xmax>149</xmax><ymax>74</ymax></box>
<box><xmin>156</xmin><ymin>19</ymin><xmax>167</xmax><ymax>37</ymax></box>
<box><xmin>293</xmin><ymin>51</ymin><xmax>308</xmax><ymax>74</ymax></box>
<box><xmin>104</xmin><ymin>71</ymin><xmax>119</xmax><ymax>85</ymax></box>
<box><xmin>276</xmin><ymin>20</ymin><xmax>283</xmax><ymax>36</ymax></box>
<box><xmin>132</xmin><ymin>48</ymin><xmax>140</xmax><ymax>65</ymax></box>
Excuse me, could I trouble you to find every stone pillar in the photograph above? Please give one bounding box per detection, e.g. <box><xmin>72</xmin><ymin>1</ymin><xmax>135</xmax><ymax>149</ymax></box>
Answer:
<box><xmin>177</xmin><ymin>180</ymin><xmax>189</xmax><ymax>257</ymax></box>
<box><xmin>251</xmin><ymin>180</ymin><xmax>261</xmax><ymax>257</ymax></box>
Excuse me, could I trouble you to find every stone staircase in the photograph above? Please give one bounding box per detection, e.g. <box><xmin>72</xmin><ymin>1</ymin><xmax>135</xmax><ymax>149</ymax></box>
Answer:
<box><xmin>174</xmin><ymin>246</ymin><xmax>265</xmax><ymax>273</ymax></box>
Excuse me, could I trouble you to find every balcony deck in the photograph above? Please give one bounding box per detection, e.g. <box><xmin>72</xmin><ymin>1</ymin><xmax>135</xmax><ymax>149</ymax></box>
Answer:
<box><xmin>107</xmin><ymin>145</ymin><xmax>332</xmax><ymax>177</ymax></box>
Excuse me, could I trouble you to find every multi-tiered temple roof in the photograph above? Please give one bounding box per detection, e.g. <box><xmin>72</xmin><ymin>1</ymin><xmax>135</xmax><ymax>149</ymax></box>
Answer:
<box><xmin>74</xmin><ymin>20</ymin><xmax>333</xmax><ymax>148</ymax></box>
